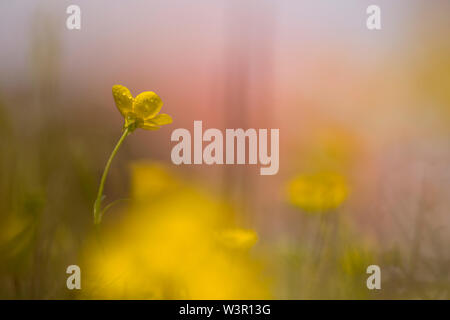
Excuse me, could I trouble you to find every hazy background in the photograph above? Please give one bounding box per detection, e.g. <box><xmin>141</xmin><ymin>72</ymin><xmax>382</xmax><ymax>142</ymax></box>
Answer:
<box><xmin>0</xmin><ymin>0</ymin><xmax>449</xmax><ymax>299</ymax></box>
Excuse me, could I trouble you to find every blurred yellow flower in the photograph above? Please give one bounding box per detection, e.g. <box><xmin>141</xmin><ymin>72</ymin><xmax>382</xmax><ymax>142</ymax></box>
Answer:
<box><xmin>112</xmin><ymin>85</ymin><xmax>172</xmax><ymax>131</ymax></box>
<box><xmin>216</xmin><ymin>229</ymin><xmax>259</xmax><ymax>250</ymax></box>
<box><xmin>302</xmin><ymin>126</ymin><xmax>362</xmax><ymax>174</ymax></box>
<box><xmin>130</xmin><ymin>162</ymin><xmax>180</xmax><ymax>200</ymax></box>
<box><xmin>287</xmin><ymin>171</ymin><xmax>349</xmax><ymax>213</ymax></box>
<box><xmin>83</xmin><ymin>163</ymin><xmax>271</xmax><ymax>299</ymax></box>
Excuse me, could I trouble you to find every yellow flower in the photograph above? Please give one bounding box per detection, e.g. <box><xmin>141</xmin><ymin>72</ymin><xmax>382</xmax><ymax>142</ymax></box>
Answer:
<box><xmin>83</xmin><ymin>163</ymin><xmax>271</xmax><ymax>299</ymax></box>
<box><xmin>93</xmin><ymin>85</ymin><xmax>173</xmax><ymax>224</ymax></box>
<box><xmin>287</xmin><ymin>171</ymin><xmax>349</xmax><ymax>213</ymax></box>
<box><xmin>216</xmin><ymin>229</ymin><xmax>259</xmax><ymax>250</ymax></box>
<box><xmin>112</xmin><ymin>84</ymin><xmax>172</xmax><ymax>131</ymax></box>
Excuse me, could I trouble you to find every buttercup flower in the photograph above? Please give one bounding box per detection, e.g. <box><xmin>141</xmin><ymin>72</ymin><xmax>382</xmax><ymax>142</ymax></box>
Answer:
<box><xmin>93</xmin><ymin>85</ymin><xmax>172</xmax><ymax>224</ymax></box>
<box><xmin>287</xmin><ymin>171</ymin><xmax>349</xmax><ymax>213</ymax></box>
<box><xmin>112</xmin><ymin>85</ymin><xmax>172</xmax><ymax>132</ymax></box>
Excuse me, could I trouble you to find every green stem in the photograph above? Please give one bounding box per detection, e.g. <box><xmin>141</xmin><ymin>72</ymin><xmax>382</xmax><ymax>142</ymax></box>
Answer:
<box><xmin>93</xmin><ymin>126</ymin><xmax>130</xmax><ymax>224</ymax></box>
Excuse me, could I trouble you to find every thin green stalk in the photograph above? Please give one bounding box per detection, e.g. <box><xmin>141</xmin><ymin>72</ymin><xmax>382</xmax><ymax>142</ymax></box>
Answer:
<box><xmin>93</xmin><ymin>126</ymin><xmax>130</xmax><ymax>224</ymax></box>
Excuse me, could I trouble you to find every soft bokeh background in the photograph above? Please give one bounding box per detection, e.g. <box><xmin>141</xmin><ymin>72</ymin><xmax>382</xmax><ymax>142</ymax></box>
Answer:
<box><xmin>0</xmin><ymin>0</ymin><xmax>449</xmax><ymax>299</ymax></box>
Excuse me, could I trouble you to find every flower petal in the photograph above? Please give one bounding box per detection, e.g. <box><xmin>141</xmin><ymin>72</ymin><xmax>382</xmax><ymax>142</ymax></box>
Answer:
<box><xmin>146</xmin><ymin>113</ymin><xmax>172</xmax><ymax>126</ymax></box>
<box><xmin>139</xmin><ymin>123</ymin><xmax>161</xmax><ymax>131</ymax></box>
<box><xmin>133</xmin><ymin>91</ymin><xmax>163</xmax><ymax>120</ymax></box>
<box><xmin>140</xmin><ymin>120</ymin><xmax>161</xmax><ymax>131</ymax></box>
<box><xmin>112</xmin><ymin>85</ymin><xmax>134</xmax><ymax>117</ymax></box>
